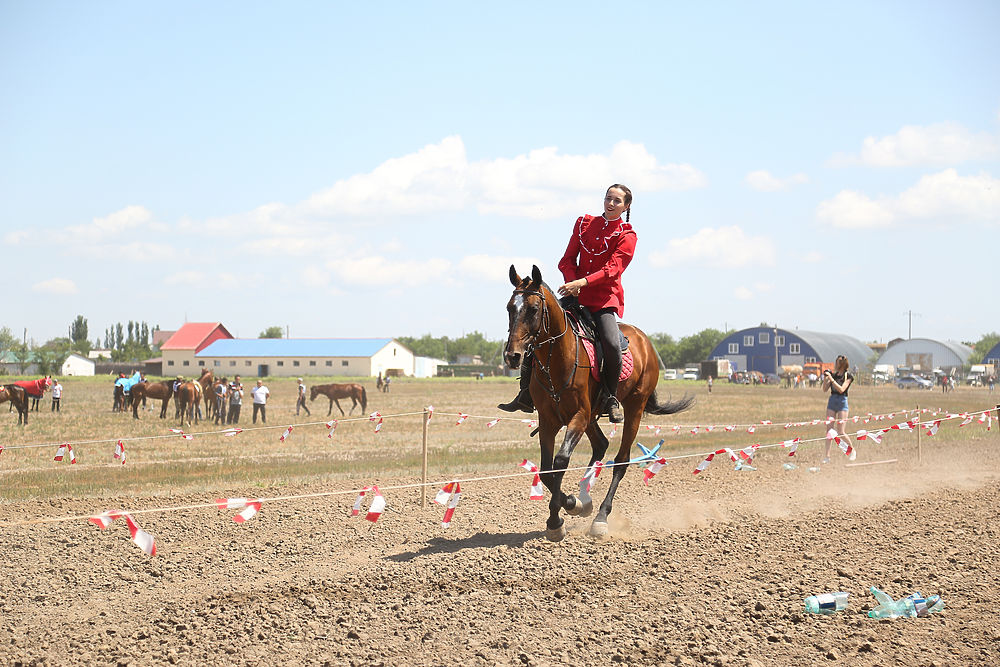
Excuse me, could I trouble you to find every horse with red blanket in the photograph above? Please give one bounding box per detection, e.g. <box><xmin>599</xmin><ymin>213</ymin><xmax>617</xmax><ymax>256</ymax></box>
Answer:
<box><xmin>14</xmin><ymin>377</ymin><xmax>51</xmax><ymax>413</ymax></box>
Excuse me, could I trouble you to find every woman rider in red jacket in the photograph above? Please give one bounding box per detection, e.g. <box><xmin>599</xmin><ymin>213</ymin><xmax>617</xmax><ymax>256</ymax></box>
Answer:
<box><xmin>498</xmin><ymin>184</ymin><xmax>637</xmax><ymax>423</ymax></box>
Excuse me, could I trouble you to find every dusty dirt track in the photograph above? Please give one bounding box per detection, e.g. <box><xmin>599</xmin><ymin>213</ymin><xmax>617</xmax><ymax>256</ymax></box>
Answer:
<box><xmin>3</xmin><ymin>429</ymin><xmax>1000</xmax><ymax>666</ymax></box>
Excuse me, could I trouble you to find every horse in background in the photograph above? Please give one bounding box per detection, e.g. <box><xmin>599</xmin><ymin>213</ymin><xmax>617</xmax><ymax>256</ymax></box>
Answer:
<box><xmin>1</xmin><ymin>384</ymin><xmax>29</xmax><ymax>425</ymax></box>
<box><xmin>503</xmin><ymin>265</ymin><xmax>694</xmax><ymax>541</ymax></box>
<box><xmin>14</xmin><ymin>377</ymin><xmax>51</xmax><ymax>413</ymax></box>
<box><xmin>310</xmin><ymin>383</ymin><xmax>368</xmax><ymax>416</ymax></box>
<box><xmin>175</xmin><ymin>381</ymin><xmax>202</xmax><ymax>426</ymax></box>
<box><xmin>197</xmin><ymin>369</ymin><xmax>214</xmax><ymax>418</ymax></box>
<box><xmin>130</xmin><ymin>380</ymin><xmax>175</xmax><ymax>419</ymax></box>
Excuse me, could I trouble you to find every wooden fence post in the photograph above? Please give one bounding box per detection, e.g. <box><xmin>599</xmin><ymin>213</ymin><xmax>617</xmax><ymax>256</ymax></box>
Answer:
<box><xmin>421</xmin><ymin>407</ymin><xmax>429</xmax><ymax>506</ymax></box>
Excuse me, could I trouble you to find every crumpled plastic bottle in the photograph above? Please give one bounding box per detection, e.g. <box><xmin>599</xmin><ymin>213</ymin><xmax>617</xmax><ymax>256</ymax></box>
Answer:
<box><xmin>782</xmin><ymin>463</ymin><xmax>797</xmax><ymax>470</ymax></box>
<box><xmin>868</xmin><ymin>587</ymin><xmax>944</xmax><ymax>618</ymax></box>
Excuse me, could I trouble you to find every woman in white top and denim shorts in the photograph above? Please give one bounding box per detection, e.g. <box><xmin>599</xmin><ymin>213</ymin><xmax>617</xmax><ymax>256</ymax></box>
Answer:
<box><xmin>822</xmin><ymin>355</ymin><xmax>855</xmax><ymax>463</ymax></box>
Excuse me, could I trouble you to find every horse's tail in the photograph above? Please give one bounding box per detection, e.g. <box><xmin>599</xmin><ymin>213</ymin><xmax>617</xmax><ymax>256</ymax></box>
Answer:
<box><xmin>360</xmin><ymin>385</ymin><xmax>367</xmax><ymax>412</ymax></box>
<box><xmin>644</xmin><ymin>390</ymin><xmax>695</xmax><ymax>416</ymax></box>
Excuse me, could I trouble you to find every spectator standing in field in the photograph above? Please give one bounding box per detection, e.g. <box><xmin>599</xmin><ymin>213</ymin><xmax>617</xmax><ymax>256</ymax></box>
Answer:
<box><xmin>383</xmin><ymin>375</ymin><xmax>391</xmax><ymax>393</ymax></box>
<box><xmin>706</xmin><ymin>375</ymin><xmax>713</xmax><ymax>393</ymax></box>
<box><xmin>251</xmin><ymin>379</ymin><xmax>269</xmax><ymax>424</ymax></box>
<box><xmin>376</xmin><ymin>372</ymin><xmax>383</xmax><ymax>392</ymax></box>
<box><xmin>821</xmin><ymin>354</ymin><xmax>855</xmax><ymax>463</ymax></box>
<box><xmin>51</xmin><ymin>379</ymin><xmax>63</xmax><ymax>411</ymax></box>
<box><xmin>228</xmin><ymin>376</ymin><xmax>243</xmax><ymax>424</ymax></box>
<box><xmin>214</xmin><ymin>379</ymin><xmax>228</xmax><ymax>425</ymax></box>
<box><xmin>295</xmin><ymin>378</ymin><xmax>311</xmax><ymax>416</ymax></box>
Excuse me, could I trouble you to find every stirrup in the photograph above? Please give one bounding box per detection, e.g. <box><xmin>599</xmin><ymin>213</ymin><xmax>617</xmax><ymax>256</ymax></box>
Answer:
<box><xmin>603</xmin><ymin>395</ymin><xmax>623</xmax><ymax>423</ymax></box>
<box><xmin>497</xmin><ymin>390</ymin><xmax>533</xmax><ymax>413</ymax></box>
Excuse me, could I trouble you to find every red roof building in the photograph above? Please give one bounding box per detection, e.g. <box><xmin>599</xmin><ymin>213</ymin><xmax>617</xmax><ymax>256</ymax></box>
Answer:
<box><xmin>160</xmin><ymin>323</ymin><xmax>234</xmax><ymax>374</ymax></box>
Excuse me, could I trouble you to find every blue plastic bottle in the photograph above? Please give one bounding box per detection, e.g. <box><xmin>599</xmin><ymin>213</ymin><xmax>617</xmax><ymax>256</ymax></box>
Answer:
<box><xmin>804</xmin><ymin>592</ymin><xmax>849</xmax><ymax>614</ymax></box>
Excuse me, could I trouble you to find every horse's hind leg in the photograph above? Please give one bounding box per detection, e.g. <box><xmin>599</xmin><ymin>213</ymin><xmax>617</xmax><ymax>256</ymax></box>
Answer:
<box><xmin>334</xmin><ymin>399</ymin><xmax>345</xmax><ymax>416</ymax></box>
<box><xmin>590</xmin><ymin>407</ymin><xmax>643</xmax><ymax>538</ymax></box>
<box><xmin>348</xmin><ymin>397</ymin><xmax>358</xmax><ymax>415</ymax></box>
<box><xmin>327</xmin><ymin>399</ymin><xmax>333</xmax><ymax>417</ymax></box>
<box><xmin>565</xmin><ymin>422</ymin><xmax>610</xmax><ymax>519</ymax></box>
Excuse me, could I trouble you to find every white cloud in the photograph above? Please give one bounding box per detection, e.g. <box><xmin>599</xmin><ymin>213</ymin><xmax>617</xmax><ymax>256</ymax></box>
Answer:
<box><xmin>817</xmin><ymin>169</ymin><xmax>1000</xmax><ymax>228</ymax></box>
<box><xmin>648</xmin><ymin>226</ymin><xmax>777</xmax><ymax>269</ymax></box>
<box><xmin>456</xmin><ymin>254</ymin><xmax>544</xmax><ymax>283</ymax></box>
<box><xmin>325</xmin><ymin>256</ymin><xmax>452</xmax><ymax>286</ymax></box>
<box><xmin>165</xmin><ymin>271</ymin><xmax>204</xmax><ymax>286</ymax></box>
<box><xmin>66</xmin><ymin>205</ymin><xmax>155</xmax><ymax>240</ymax></box>
<box><xmin>831</xmin><ymin>122</ymin><xmax>999</xmax><ymax>167</ymax></box>
<box><xmin>745</xmin><ymin>170</ymin><xmax>808</xmax><ymax>192</ymax></box>
<box><xmin>32</xmin><ymin>277</ymin><xmax>78</xmax><ymax>295</ymax></box>
<box><xmin>733</xmin><ymin>286</ymin><xmax>753</xmax><ymax>300</ymax></box>
<box><xmin>301</xmin><ymin>136</ymin><xmax>707</xmax><ymax>222</ymax></box>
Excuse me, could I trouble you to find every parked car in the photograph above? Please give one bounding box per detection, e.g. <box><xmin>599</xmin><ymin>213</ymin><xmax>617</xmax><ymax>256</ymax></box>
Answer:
<box><xmin>682</xmin><ymin>370</ymin><xmax>698</xmax><ymax>380</ymax></box>
<box><xmin>663</xmin><ymin>369</ymin><xmax>678</xmax><ymax>380</ymax></box>
<box><xmin>896</xmin><ymin>375</ymin><xmax>933</xmax><ymax>390</ymax></box>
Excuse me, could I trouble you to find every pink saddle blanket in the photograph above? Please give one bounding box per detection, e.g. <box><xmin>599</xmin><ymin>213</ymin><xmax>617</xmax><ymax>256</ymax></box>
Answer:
<box><xmin>580</xmin><ymin>339</ymin><xmax>633</xmax><ymax>382</ymax></box>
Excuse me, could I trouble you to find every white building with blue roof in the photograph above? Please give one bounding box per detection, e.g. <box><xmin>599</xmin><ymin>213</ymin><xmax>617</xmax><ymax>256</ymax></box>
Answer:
<box><xmin>195</xmin><ymin>338</ymin><xmax>415</xmax><ymax>378</ymax></box>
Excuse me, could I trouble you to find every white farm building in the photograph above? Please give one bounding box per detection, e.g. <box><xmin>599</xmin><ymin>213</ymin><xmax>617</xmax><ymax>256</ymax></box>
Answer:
<box><xmin>60</xmin><ymin>353</ymin><xmax>96</xmax><ymax>376</ymax></box>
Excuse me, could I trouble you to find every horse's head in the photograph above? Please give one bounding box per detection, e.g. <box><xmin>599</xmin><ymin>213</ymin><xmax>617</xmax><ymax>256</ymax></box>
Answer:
<box><xmin>309</xmin><ymin>386</ymin><xmax>319</xmax><ymax>400</ymax></box>
<box><xmin>503</xmin><ymin>264</ymin><xmax>550</xmax><ymax>369</ymax></box>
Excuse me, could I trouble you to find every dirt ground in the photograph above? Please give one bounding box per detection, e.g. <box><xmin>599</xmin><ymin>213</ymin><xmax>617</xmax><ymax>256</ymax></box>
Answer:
<box><xmin>3</xmin><ymin>415</ymin><xmax>1000</xmax><ymax>666</ymax></box>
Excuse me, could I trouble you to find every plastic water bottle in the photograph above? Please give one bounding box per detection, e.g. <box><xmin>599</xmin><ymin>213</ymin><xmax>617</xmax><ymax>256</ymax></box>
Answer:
<box><xmin>901</xmin><ymin>594</ymin><xmax>944</xmax><ymax>618</ymax></box>
<box><xmin>804</xmin><ymin>592</ymin><xmax>849</xmax><ymax>614</ymax></box>
<box><xmin>868</xmin><ymin>586</ymin><xmax>901</xmax><ymax>618</ymax></box>
<box><xmin>807</xmin><ymin>466</ymin><xmax>820</xmax><ymax>473</ymax></box>
<box><xmin>734</xmin><ymin>461</ymin><xmax>756</xmax><ymax>471</ymax></box>
<box><xmin>782</xmin><ymin>463</ymin><xmax>797</xmax><ymax>470</ymax></box>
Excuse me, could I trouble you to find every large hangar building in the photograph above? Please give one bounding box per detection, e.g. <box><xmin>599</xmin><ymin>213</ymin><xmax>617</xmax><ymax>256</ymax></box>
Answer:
<box><xmin>707</xmin><ymin>326</ymin><xmax>873</xmax><ymax>375</ymax></box>
<box><xmin>875</xmin><ymin>338</ymin><xmax>972</xmax><ymax>373</ymax></box>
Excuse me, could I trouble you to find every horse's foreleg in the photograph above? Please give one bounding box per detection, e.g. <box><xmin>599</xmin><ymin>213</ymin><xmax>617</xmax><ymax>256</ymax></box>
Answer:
<box><xmin>534</xmin><ymin>426</ymin><xmax>566</xmax><ymax>541</ymax></box>
<box><xmin>326</xmin><ymin>399</ymin><xmax>333</xmax><ymax>416</ymax></box>
<box><xmin>334</xmin><ymin>399</ymin><xmax>345</xmax><ymax>417</ymax></box>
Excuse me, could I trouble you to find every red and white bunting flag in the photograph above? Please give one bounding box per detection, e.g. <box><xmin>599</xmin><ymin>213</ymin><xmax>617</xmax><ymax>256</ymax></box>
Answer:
<box><xmin>519</xmin><ymin>459</ymin><xmax>544</xmax><ymax>499</ymax></box>
<box><xmin>114</xmin><ymin>440</ymin><xmax>126</xmax><ymax>465</ymax></box>
<box><xmin>608</xmin><ymin>425</ymin><xmax>618</xmax><ymax>439</ymax></box>
<box><xmin>724</xmin><ymin>425</ymin><xmax>736</xmax><ymax>432</ymax></box>
<box><xmin>580</xmin><ymin>461</ymin><xmax>604</xmax><ymax>494</ymax></box>
<box><xmin>279</xmin><ymin>425</ymin><xmax>293</xmax><ymax>442</ymax></box>
<box><xmin>746</xmin><ymin>425</ymin><xmax>756</xmax><ymax>434</ymax></box>
<box><xmin>368</xmin><ymin>412</ymin><xmax>384</xmax><ymax>433</ymax></box>
<box><xmin>890</xmin><ymin>421</ymin><xmax>911</xmax><ymax>431</ymax></box>
<box><xmin>434</xmin><ymin>482</ymin><xmax>461</xmax><ymax>528</ymax></box>
<box><xmin>852</xmin><ymin>416</ymin><xmax>860</xmax><ymax>423</ymax></box>
<box><xmin>233</xmin><ymin>501</ymin><xmax>261</xmax><ymax>523</ymax></box>
<box><xmin>838</xmin><ymin>438</ymin><xmax>853</xmax><ymax>459</ymax></box>
<box><xmin>0</xmin><ymin>444</ymin><xmax>4</xmax><ymax>456</ymax></box>
<box><xmin>977</xmin><ymin>412</ymin><xmax>989</xmax><ymax>425</ymax></box>
<box><xmin>693</xmin><ymin>450</ymin><xmax>722</xmax><ymax>475</ymax></box>
<box><xmin>216</xmin><ymin>497</ymin><xmax>248</xmax><ymax>510</ymax></box>
<box><xmin>454</xmin><ymin>413</ymin><xmax>469</xmax><ymax>426</ymax></box>
<box><xmin>739</xmin><ymin>444</ymin><xmax>759</xmax><ymax>462</ymax></box>
<box><xmin>705</xmin><ymin>425</ymin><xmax>715</xmax><ymax>432</ymax></box>
<box><xmin>643</xmin><ymin>457</ymin><xmax>668</xmax><ymax>485</ymax></box>
<box><xmin>426</xmin><ymin>405</ymin><xmax>434</xmax><ymax>420</ymax></box>
<box><xmin>690</xmin><ymin>427</ymin><xmax>699</xmax><ymax>435</ymax></box>
<box><xmin>925</xmin><ymin>421</ymin><xmax>941</xmax><ymax>436</ymax></box>
<box><xmin>812</xmin><ymin>419</ymin><xmax>822</xmax><ymax>426</ymax></box>
<box><xmin>784</xmin><ymin>423</ymin><xmax>793</xmax><ymax>429</ymax></box>
<box><xmin>351</xmin><ymin>486</ymin><xmax>386</xmax><ymax>522</ymax></box>
<box><xmin>89</xmin><ymin>511</ymin><xmax>156</xmax><ymax>556</ymax></box>
<box><xmin>959</xmin><ymin>413</ymin><xmax>973</xmax><ymax>427</ymax></box>
<box><xmin>325</xmin><ymin>420</ymin><xmax>338</xmax><ymax>438</ymax></box>
<box><xmin>888</xmin><ymin>413</ymin><xmax>896</xmax><ymax>419</ymax></box>
<box><xmin>222</xmin><ymin>428</ymin><xmax>242</xmax><ymax>436</ymax></box>
<box><xmin>55</xmin><ymin>443</ymin><xmax>76</xmax><ymax>463</ymax></box>
<box><xmin>781</xmin><ymin>438</ymin><xmax>800</xmax><ymax>456</ymax></box>
<box><xmin>723</xmin><ymin>448</ymin><xmax>738</xmax><ymax>462</ymax></box>
<box><xmin>169</xmin><ymin>428</ymin><xmax>183</xmax><ymax>434</ymax></box>
<box><xmin>826</xmin><ymin>428</ymin><xmax>839</xmax><ymax>441</ymax></box>
<box><xmin>486</xmin><ymin>417</ymin><xmax>500</xmax><ymax>428</ymax></box>
<box><xmin>672</xmin><ymin>425</ymin><xmax>682</xmax><ymax>432</ymax></box>
<box><xmin>181</xmin><ymin>434</ymin><xmax>193</xmax><ymax>440</ymax></box>
<box><xmin>373</xmin><ymin>418</ymin><xmax>384</xmax><ymax>433</ymax></box>
<box><xmin>760</xmin><ymin>420</ymin><xmax>772</xmax><ymax>425</ymax></box>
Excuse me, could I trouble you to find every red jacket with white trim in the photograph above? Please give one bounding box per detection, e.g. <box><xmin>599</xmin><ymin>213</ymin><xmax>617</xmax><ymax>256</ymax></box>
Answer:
<box><xmin>558</xmin><ymin>214</ymin><xmax>637</xmax><ymax>317</ymax></box>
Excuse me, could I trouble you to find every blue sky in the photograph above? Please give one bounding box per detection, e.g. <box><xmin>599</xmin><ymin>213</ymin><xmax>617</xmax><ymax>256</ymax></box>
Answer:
<box><xmin>2</xmin><ymin>1</ymin><xmax>998</xmax><ymax>348</ymax></box>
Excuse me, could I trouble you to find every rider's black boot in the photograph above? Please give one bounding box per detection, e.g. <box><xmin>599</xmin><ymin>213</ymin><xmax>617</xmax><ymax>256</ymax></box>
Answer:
<box><xmin>601</xmin><ymin>381</ymin><xmax>624</xmax><ymax>423</ymax></box>
<box><xmin>498</xmin><ymin>358</ymin><xmax>534</xmax><ymax>413</ymax></box>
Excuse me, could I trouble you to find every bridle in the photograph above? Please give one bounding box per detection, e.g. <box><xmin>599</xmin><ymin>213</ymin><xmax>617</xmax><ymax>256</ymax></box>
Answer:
<box><xmin>508</xmin><ymin>285</ymin><xmax>584</xmax><ymax>408</ymax></box>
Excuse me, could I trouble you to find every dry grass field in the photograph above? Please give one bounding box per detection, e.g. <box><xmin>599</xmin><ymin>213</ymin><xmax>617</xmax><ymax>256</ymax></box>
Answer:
<box><xmin>2</xmin><ymin>376</ymin><xmax>999</xmax><ymax>665</ymax></box>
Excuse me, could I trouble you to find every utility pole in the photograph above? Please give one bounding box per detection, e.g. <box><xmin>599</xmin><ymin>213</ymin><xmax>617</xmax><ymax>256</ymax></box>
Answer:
<box><xmin>905</xmin><ymin>310</ymin><xmax>922</xmax><ymax>339</ymax></box>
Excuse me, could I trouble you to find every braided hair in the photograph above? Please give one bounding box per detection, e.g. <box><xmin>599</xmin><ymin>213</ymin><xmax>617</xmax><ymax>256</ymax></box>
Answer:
<box><xmin>608</xmin><ymin>184</ymin><xmax>632</xmax><ymax>222</ymax></box>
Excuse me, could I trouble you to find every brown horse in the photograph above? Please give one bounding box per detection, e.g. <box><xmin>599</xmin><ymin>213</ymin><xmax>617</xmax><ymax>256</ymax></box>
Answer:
<box><xmin>1</xmin><ymin>384</ymin><xmax>29</xmax><ymax>425</ymax></box>
<box><xmin>310</xmin><ymin>383</ymin><xmax>368</xmax><ymax>416</ymax></box>
<box><xmin>131</xmin><ymin>380</ymin><xmax>175</xmax><ymax>419</ymax></box>
<box><xmin>503</xmin><ymin>265</ymin><xmax>694</xmax><ymax>541</ymax></box>
<box><xmin>197</xmin><ymin>369</ymin><xmax>214</xmax><ymax>417</ymax></box>
<box><xmin>175</xmin><ymin>381</ymin><xmax>202</xmax><ymax>426</ymax></box>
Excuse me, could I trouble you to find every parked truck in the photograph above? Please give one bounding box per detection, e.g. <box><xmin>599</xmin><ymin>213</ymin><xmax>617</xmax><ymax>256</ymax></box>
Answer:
<box><xmin>700</xmin><ymin>359</ymin><xmax>732</xmax><ymax>380</ymax></box>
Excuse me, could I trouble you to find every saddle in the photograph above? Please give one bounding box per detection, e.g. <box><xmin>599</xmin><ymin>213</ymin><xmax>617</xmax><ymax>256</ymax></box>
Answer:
<box><xmin>559</xmin><ymin>296</ymin><xmax>629</xmax><ymax>377</ymax></box>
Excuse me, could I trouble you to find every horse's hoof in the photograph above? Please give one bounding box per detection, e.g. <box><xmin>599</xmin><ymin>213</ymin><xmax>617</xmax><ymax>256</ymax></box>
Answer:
<box><xmin>545</xmin><ymin>525</ymin><xmax>567</xmax><ymax>542</ymax></box>
<box><xmin>576</xmin><ymin>501</ymin><xmax>593</xmax><ymax>518</ymax></box>
<box><xmin>588</xmin><ymin>521</ymin><xmax>609</xmax><ymax>539</ymax></box>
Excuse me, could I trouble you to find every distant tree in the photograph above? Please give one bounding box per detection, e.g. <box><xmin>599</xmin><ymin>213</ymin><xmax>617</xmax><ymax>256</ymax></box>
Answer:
<box><xmin>0</xmin><ymin>326</ymin><xmax>17</xmax><ymax>356</ymax></box>
<box><xmin>649</xmin><ymin>333</ymin><xmax>679</xmax><ymax>369</ymax></box>
<box><xmin>114</xmin><ymin>323</ymin><xmax>124</xmax><ymax>350</ymax></box>
<box><xmin>969</xmin><ymin>332</ymin><xmax>1000</xmax><ymax>364</ymax></box>
<box><xmin>259</xmin><ymin>326</ymin><xmax>284</xmax><ymax>339</ymax></box>
<box><xmin>13</xmin><ymin>341</ymin><xmax>32</xmax><ymax>373</ymax></box>
<box><xmin>104</xmin><ymin>328</ymin><xmax>112</xmax><ymax>350</ymax></box>
<box><xmin>675</xmin><ymin>328</ymin><xmax>726</xmax><ymax>365</ymax></box>
<box><xmin>127</xmin><ymin>321</ymin><xmax>134</xmax><ymax>344</ymax></box>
